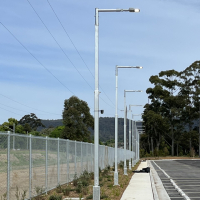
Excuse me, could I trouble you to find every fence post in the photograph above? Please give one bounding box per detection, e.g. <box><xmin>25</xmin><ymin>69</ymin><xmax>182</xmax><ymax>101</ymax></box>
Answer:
<box><xmin>27</xmin><ymin>131</ymin><xmax>28</xmax><ymax>150</ymax></box>
<box><xmin>75</xmin><ymin>140</ymin><xmax>77</xmax><ymax>175</ymax></box>
<box><xmin>7</xmin><ymin>131</ymin><xmax>10</xmax><ymax>200</ymax></box>
<box><xmin>66</xmin><ymin>139</ymin><xmax>69</xmax><ymax>184</ymax></box>
<box><xmin>81</xmin><ymin>141</ymin><xmax>83</xmax><ymax>173</ymax></box>
<box><xmin>87</xmin><ymin>144</ymin><xmax>89</xmax><ymax>172</ymax></box>
<box><xmin>57</xmin><ymin>138</ymin><xmax>60</xmax><ymax>185</ymax></box>
<box><xmin>132</xmin><ymin>120</ymin><xmax>134</xmax><ymax>167</ymax></box>
<box><xmin>13</xmin><ymin>123</ymin><xmax>15</xmax><ymax>150</ymax></box>
<box><xmin>45</xmin><ymin>136</ymin><xmax>48</xmax><ymax>193</ymax></box>
<box><xmin>29</xmin><ymin>134</ymin><xmax>32</xmax><ymax>199</ymax></box>
<box><xmin>129</xmin><ymin>117</ymin><xmax>131</xmax><ymax>170</ymax></box>
<box><xmin>91</xmin><ymin>143</ymin><xmax>92</xmax><ymax>172</ymax></box>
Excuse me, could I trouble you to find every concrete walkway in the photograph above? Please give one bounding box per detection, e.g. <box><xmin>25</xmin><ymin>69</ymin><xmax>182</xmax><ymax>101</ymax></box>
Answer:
<box><xmin>120</xmin><ymin>161</ymin><xmax>154</xmax><ymax>200</ymax></box>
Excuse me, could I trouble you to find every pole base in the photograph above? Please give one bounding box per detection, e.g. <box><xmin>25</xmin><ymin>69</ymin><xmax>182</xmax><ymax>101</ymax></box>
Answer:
<box><xmin>114</xmin><ymin>171</ymin><xmax>119</xmax><ymax>185</ymax></box>
<box><xmin>129</xmin><ymin>161</ymin><xmax>132</xmax><ymax>170</ymax></box>
<box><xmin>124</xmin><ymin>166</ymin><xmax>128</xmax><ymax>175</ymax></box>
<box><xmin>93</xmin><ymin>186</ymin><xmax>100</xmax><ymax>200</ymax></box>
<box><xmin>132</xmin><ymin>160</ymin><xmax>135</xmax><ymax>167</ymax></box>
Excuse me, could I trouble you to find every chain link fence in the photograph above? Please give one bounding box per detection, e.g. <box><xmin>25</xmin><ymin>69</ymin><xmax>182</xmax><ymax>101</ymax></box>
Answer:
<box><xmin>0</xmin><ymin>131</ymin><xmax>134</xmax><ymax>200</ymax></box>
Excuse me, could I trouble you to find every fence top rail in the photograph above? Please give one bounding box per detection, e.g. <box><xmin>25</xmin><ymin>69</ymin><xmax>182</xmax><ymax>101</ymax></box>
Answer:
<box><xmin>0</xmin><ymin>132</ymin><xmax>133</xmax><ymax>152</ymax></box>
<box><xmin>0</xmin><ymin>132</ymin><xmax>32</xmax><ymax>138</ymax></box>
<box><xmin>0</xmin><ymin>132</ymin><xmax>95</xmax><ymax>143</ymax></box>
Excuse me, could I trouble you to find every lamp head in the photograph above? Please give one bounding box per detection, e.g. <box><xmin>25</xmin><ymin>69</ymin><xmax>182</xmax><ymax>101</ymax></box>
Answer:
<box><xmin>129</xmin><ymin>8</ymin><xmax>140</xmax><ymax>12</ymax></box>
<box><xmin>133</xmin><ymin>66</ymin><xmax>143</xmax><ymax>69</ymax></box>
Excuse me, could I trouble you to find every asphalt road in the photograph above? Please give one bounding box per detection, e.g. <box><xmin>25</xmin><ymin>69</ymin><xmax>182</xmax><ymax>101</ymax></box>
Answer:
<box><xmin>151</xmin><ymin>160</ymin><xmax>200</xmax><ymax>200</ymax></box>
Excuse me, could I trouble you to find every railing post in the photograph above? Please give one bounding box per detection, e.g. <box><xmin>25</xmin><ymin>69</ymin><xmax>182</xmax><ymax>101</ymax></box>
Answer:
<box><xmin>29</xmin><ymin>134</ymin><xmax>32</xmax><ymax>199</ymax></box>
<box><xmin>45</xmin><ymin>136</ymin><xmax>48</xmax><ymax>193</ymax></box>
<box><xmin>57</xmin><ymin>138</ymin><xmax>60</xmax><ymax>185</ymax></box>
<box><xmin>7</xmin><ymin>131</ymin><xmax>10</xmax><ymax>200</ymax></box>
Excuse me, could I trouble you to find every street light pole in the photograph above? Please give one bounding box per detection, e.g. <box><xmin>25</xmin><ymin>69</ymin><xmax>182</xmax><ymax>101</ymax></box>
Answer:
<box><xmin>94</xmin><ymin>8</ymin><xmax>140</xmax><ymax>199</ymax></box>
<box><xmin>124</xmin><ymin>90</ymin><xmax>142</xmax><ymax>175</ymax></box>
<box><xmin>114</xmin><ymin>66</ymin><xmax>142</xmax><ymax>185</ymax></box>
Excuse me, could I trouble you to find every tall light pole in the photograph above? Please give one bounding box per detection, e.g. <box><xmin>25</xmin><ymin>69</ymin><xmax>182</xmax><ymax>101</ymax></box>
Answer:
<box><xmin>128</xmin><ymin>107</ymin><xmax>142</xmax><ymax>169</ymax></box>
<box><xmin>124</xmin><ymin>90</ymin><xmax>142</xmax><ymax>175</ymax></box>
<box><xmin>114</xmin><ymin>66</ymin><xmax>142</xmax><ymax>185</ymax></box>
<box><xmin>94</xmin><ymin>8</ymin><xmax>140</xmax><ymax>199</ymax></box>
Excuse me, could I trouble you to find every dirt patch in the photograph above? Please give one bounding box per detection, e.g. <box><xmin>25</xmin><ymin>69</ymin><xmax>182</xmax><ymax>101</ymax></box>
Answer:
<box><xmin>0</xmin><ymin>154</ymin><xmax>19</xmax><ymax>163</ymax></box>
<box><xmin>0</xmin><ymin>161</ymin><xmax>87</xmax><ymax>199</ymax></box>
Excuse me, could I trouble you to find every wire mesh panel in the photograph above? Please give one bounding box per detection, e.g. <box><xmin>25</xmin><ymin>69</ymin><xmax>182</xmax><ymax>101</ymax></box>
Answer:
<box><xmin>0</xmin><ymin>132</ymin><xmax>136</xmax><ymax>200</ymax></box>
<box><xmin>68</xmin><ymin>140</ymin><xmax>75</xmax><ymax>182</ymax></box>
<box><xmin>59</xmin><ymin>139</ymin><xmax>67</xmax><ymax>185</ymax></box>
<box><xmin>76</xmin><ymin>141</ymin><xmax>82</xmax><ymax>176</ymax></box>
<box><xmin>82</xmin><ymin>142</ymin><xmax>87</xmax><ymax>172</ymax></box>
<box><xmin>31</xmin><ymin>136</ymin><xmax>46</xmax><ymax>197</ymax></box>
<box><xmin>108</xmin><ymin>147</ymin><xmax>114</xmax><ymax>167</ymax></box>
<box><xmin>89</xmin><ymin>143</ymin><xmax>93</xmax><ymax>173</ymax></box>
<box><xmin>98</xmin><ymin>145</ymin><xmax>104</xmax><ymax>169</ymax></box>
<box><xmin>0</xmin><ymin>132</ymin><xmax>8</xmax><ymax>199</ymax></box>
<box><xmin>10</xmin><ymin>134</ymin><xmax>30</xmax><ymax>200</ymax></box>
<box><xmin>48</xmin><ymin>138</ymin><xmax>58</xmax><ymax>190</ymax></box>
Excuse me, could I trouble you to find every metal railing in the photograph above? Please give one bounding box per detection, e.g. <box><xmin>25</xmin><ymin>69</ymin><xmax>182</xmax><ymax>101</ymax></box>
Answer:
<box><xmin>0</xmin><ymin>131</ymin><xmax>134</xmax><ymax>200</ymax></box>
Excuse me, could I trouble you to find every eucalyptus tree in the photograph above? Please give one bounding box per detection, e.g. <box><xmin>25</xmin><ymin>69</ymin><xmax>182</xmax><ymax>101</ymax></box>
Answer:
<box><xmin>145</xmin><ymin>70</ymin><xmax>182</xmax><ymax>155</ymax></box>
<box><xmin>19</xmin><ymin>113</ymin><xmax>45</xmax><ymax>131</ymax></box>
<box><xmin>179</xmin><ymin>61</ymin><xmax>200</xmax><ymax>155</ymax></box>
<box><xmin>62</xmin><ymin>96</ymin><xmax>94</xmax><ymax>142</ymax></box>
<box><xmin>143</xmin><ymin>104</ymin><xmax>169</xmax><ymax>154</ymax></box>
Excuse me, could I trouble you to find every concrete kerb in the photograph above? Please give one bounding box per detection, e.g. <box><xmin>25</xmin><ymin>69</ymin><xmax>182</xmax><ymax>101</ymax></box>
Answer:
<box><xmin>147</xmin><ymin>161</ymin><xmax>159</xmax><ymax>200</ymax></box>
<box><xmin>149</xmin><ymin>161</ymin><xmax>170</xmax><ymax>200</ymax></box>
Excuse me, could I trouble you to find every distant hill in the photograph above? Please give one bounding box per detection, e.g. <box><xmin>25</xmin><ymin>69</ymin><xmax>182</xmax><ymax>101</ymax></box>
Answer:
<box><xmin>37</xmin><ymin>119</ymin><xmax>63</xmax><ymax>131</ymax></box>
<box><xmin>38</xmin><ymin>117</ymin><xmax>143</xmax><ymax>142</ymax></box>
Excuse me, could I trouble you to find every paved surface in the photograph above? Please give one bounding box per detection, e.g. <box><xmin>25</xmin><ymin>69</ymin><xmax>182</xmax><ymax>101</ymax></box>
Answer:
<box><xmin>120</xmin><ymin>161</ymin><xmax>154</xmax><ymax>200</ymax></box>
<box><xmin>152</xmin><ymin>159</ymin><xmax>200</xmax><ymax>200</ymax></box>
<box><xmin>121</xmin><ymin>159</ymin><xmax>200</xmax><ymax>200</ymax></box>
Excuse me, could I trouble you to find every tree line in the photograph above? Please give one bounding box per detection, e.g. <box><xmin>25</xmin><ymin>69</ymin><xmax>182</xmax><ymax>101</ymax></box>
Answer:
<box><xmin>0</xmin><ymin>95</ymin><xmax>142</xmax><ymax>146</ymax></box>
<box><xmin>0</xmin><ymin>96</ymin><xmax>94</xmax><ymax>143</ymax></box>
<box><xmin>142</xmin><ymin>60</ymin><xmax>200</xmax><ymax>157</ymax></box>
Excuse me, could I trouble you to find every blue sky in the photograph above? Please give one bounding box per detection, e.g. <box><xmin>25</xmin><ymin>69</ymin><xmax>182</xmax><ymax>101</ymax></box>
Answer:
<box><xmin>0</xmin><ymin>0</ymin><xmax>200</xmax><ymax>125</ymax></box>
